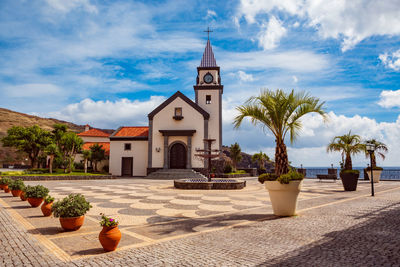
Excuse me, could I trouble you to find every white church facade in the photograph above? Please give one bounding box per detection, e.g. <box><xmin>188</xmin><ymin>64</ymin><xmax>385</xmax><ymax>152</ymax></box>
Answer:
<box><xmin>79</xmin><ymin>39</ymin><xmax>223</xmax><ymax>177</ymax></box>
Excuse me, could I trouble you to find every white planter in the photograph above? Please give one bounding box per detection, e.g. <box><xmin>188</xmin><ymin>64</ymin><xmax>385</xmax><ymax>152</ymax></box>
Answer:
<box><xmin>265</xmin><ymin>180</ymin><xmax>303</xmax><ymax>216</ymax></box>
<box><xmin>371</xmin><ymin>170</ymin><xmax>382</xmax><ymax>183</ymax></box>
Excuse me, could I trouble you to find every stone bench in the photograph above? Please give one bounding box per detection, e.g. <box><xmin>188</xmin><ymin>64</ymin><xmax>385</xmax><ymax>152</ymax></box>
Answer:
<box><xmin>316</xmin><ymin>174</ymin><xmax>337</xmax><ymax>182</ymax></box>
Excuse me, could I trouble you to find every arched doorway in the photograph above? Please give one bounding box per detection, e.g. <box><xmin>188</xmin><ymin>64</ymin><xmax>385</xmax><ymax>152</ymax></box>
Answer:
<box><xmin>169</xmin><ymin>143</ymin><xmax>187</xmax><ymax>169</ymax></box>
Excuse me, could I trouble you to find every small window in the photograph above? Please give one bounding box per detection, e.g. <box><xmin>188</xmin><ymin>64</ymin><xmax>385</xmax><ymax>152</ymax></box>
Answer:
<box><xmin>206</xmin><ymin>95</ymin><xmax>211</xmax><ymax>104</ymax></box>
<box><xmin>175</xmin><ymin>107</ymin><xmax>182</xmax><ymax>116</ymax></box>
<box><xmin>124</xmin><ymin>143</ymin><xmax>131</xmax><ymax>151</ymax></box>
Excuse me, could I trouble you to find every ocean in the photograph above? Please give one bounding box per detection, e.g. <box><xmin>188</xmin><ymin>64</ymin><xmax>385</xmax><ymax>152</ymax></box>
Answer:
<box><xmin>303</xmin><ymin>167</ymin><xmax>400</xmax><ymax>180</ymax></box>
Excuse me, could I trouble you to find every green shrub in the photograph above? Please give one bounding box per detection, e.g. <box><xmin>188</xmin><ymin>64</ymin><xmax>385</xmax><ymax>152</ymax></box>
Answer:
<box><xmin>9</xmin><ymin>179</ymin><xmax>25</xmax><ymax>190</ymax></box>
<box><xmin>102</xmin><ymin>165</ymin><xmax>109</xmax><ymax>173</ymax></box>
<box><xmin>25</xmin><ymin>185</ymin><xmax>49</xmax><ymax>198</ymax></box>
<box><xmin>223</xmin><ymin>164</ymin><xmax>233</xmax><ymax>173</ymax></box>
<box><xmin>258</xmin><ymin>173</ymin><xmax>278</xmax><ymax>184</ymax></box>
<box><xmin>74</xmin><ymin>162</ymin><xmax>84</xmax><ymax>170</ymax></box>
<box><xmin>44</xmin><ymin>195</ymin><xmax>55</xmax><ymax>203</ymax></box>
<box><xmin>0</xmin><ymin>177</ymin><xmax>12</xmax><ymax>185</ymax></box>
<box><xmin>236</xmin><ymin>170</ymin><xmax>246</xmax><ymax>174</ymax></box>
<box><xmin>340</xmin><ymin>169</ymin><xmax>360</xmax><ymax>175</ymax></box>
<box><xmin>365</xmin><ymin>166</ymin><xmax>383</xmax><ymax>171</ymax></box>
<box><xmin>277</xmin><ymin>171</ymin><xmax>304</xmax><ymax>184</ymax></box>
<box><xmin>100</xmin><ymin>213</ymin><xmax>118</xmax><ymax>227</ymax></box>
<box><xmin>52</xmin><ymin>194</ymin><xmax>92</xmax><ymax>218</ymax></box>
<box><xmin>24</xmin><ymin>168</ymin><xmax>49</xmax><ymax>174</ymax></box>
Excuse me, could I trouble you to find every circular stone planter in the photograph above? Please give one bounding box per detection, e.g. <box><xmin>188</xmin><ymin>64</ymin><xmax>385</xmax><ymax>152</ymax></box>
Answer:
<box><xmin>11</xmin><ymin>189</ymin><xmax>22</xmax><ymax>197</ymax></box>
<box><xmin>174</xmin><ymin>179</ymin><xmax>246</xmax><ymax>190</ymax></box>
<box><xmin>60</xmin><ymin>216</ymin><xmax>85</xmax><ymax>231</ymax></box>
<box><xmin>27</xmin><ymin>197</ymin><xmax>44</xmax><ymax>207</ymax></box>
<box><xmin>265</xmin><ymin>180</ymin><xmax>303</xmax><ymax>216</ymax></box>
<box><xmin>99</xmin><ymin>226</ymin><xmax>122</xmax><ymax>252</ymax></box>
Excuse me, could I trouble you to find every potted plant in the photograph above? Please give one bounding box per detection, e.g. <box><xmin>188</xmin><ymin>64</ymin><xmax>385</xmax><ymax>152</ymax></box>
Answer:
<box><xmin>99</xmin><ymin>213</ymin><xmax>121</xmax><ymax>252</ymax></box>
<box><xmin>363</xmin><ymin>139</ymin><xmax>388</xmax><ymax>183</ymax></box>
<box><xmin>41</xmin><ymin>195</ymin><xmax>54</xmax><ymax>217</ymax></box>
<box><xmin>20</xmin><ymin>187</ymin><xmax>27</xmax><ymax>201</ymax></box>
<box><xmin>234</xmin><ymin>89</ymin><xmax>326</xmax><ymax>216</ymax></box>
<box><xmin>25</xmin><ymin>185</ymin><xmax>49</xmax><ymax>207</ymax></box>
<box><xmin>52</xmin><ymin>194</ymin><xmax>92</xmax><ymax>231</ymax></box>
<box><xmin>9</xmin><ymin>179</ymin><xmax>25</xmax><ymax>197</ymax></box>
<box><xmin>0</xmin><ymin>177</ymin><xmax>12</xmax><ymax>193</ymax></box>
<box><xmin>327</xmin><ymin>131</ymin><xmax>363</xmax><ymax>191</ymax></box>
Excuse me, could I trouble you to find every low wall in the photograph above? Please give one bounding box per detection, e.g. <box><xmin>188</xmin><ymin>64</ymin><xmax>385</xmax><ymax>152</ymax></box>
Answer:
<box><xmin>1</xmin><ymin>175</ymin><xmax>116</xmax><ymax>181</ymax></box>
<box><xmin>217</xmin><ymin>173</ymin><xmax>248</xmax><ymax>178</ymax></box>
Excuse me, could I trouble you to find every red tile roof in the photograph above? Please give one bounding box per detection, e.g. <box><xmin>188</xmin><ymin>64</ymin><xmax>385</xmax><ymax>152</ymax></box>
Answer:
<box><xmin>78</xmin><ymin>128</ymin><xmax>110</xmax><ymax>137</ymax></box>
<box><xmin>82</xmin><ymin>142</ymin><xmax>110</xmax><ymax>155</ymax></box>
<box><xmin>114</xmin><ymin>127</ymin><xmax>149</xmax><ymax>137</ymax></box>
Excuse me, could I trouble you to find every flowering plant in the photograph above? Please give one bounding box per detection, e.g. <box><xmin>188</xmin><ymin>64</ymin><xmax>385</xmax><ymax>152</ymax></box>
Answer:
<box><xmin>99</xmin><ymin>213</ymin><xmax>118</xmax><ymax>227</ymax></box>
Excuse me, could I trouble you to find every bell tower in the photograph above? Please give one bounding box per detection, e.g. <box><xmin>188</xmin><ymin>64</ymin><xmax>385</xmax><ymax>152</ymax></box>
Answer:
<box><xmin>194</xmin><ymin>37</ymin><xmax>223</xmax><ymax>152</ymax></box>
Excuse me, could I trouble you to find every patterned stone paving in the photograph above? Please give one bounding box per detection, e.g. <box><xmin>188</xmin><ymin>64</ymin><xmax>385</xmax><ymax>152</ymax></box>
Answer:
<box><xmin>1</xmin><ymin>178</ymin><xmax>400</xmax><ymax>266</ymax></box>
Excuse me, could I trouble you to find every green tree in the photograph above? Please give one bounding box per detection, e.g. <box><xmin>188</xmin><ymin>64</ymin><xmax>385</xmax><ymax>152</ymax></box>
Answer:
<box><xmin>1</xmin><ymin>125</ymin><xmax>52</xmax><ymax>168</ymax></box>
<box><xmin>229</xmin><ymin>143</ymin><xmax>242</xmax><ymax>172</ymax></box>
<box><xmin>45</xmin><ymin>143</ymin><xmax>59</xmax><ymax>174</ymax></box>
<box><xmin>52</xmin><ymin>124</ymin><xmax>68</xmax><ymax>147</ymax></box>
<box><xmin>252</xmin><ymin>151</ymin><xmax>269</xmax><ymax>170</ymax></box>
<box><xmin>59</xmin><ymin>132</ymin><xmax>83</xmax><ymax>173</ymax></box>
<box><xmin>82</xmin><ymin>150</ymin><xmax>92</xmax><ymax>173</ymax></box>
<box><xmin>234</xmin><ymin>89</ymin><xmax>326</xmax><ymax>176</ymax></box>
<box><xmin>89</xmin><ymin>143</ymin><xmax>106</xmax><ymax>172</ymax></box>
<box><xmin>364</xmin><ymin>139</ymin><xmax>388</xmax><ymax>168</ymax></box>
<box><xmin>327</xmin><ymin>131</ymin><xmax>364</xmax><ymax>170</ymax></box>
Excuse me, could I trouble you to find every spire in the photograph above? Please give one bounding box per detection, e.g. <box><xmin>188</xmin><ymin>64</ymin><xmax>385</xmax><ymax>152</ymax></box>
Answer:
<box><xmin>199</xmin><ymin>39</ymin><xmax>218</xmax><ymax>67</ymax></box>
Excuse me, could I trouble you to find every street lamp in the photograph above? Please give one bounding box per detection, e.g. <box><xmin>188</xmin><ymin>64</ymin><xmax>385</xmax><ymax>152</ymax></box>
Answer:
<box><xmin>366</xmin><ymin>142</ymin><xmax>376</xmax><ymax>196</ymax></box>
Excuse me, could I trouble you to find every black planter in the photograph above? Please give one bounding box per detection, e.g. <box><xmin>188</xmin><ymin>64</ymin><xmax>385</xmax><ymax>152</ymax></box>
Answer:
<box><xmin>340</xmin><ymin>172</ymin><xmax>359</xmax><ymax>191</ymax></box>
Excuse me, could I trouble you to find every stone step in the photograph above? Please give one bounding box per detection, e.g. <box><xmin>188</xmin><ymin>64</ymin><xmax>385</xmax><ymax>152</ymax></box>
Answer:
<box><xmin>146</xmin><ymin>169</ymin><xmax>206</xmax><ymax>180</ymax></box>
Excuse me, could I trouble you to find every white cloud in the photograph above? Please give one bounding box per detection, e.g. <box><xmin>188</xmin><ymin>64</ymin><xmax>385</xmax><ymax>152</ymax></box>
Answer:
<box><xmin>236</xmin><ymin>0</ymin><xmax>400</xmax><ymax>51</ymax></box>
<box><xmin>378</xmin><ymin>90</ymin><xmax>400</xmax><ymax>108</ymax></box>
<box><xmin>206</xmin><ymin>10</ymin><xmax>217</xmax><ymax>19</ymax></box>
<box><xmin>257</xmin><ymin>16</ymin><xmax>287</xmax><ymax>50</ymax></box>
<box><xmin>237</xmin><ymin>71</ymin><xmax>254</xmax><ymax>82</ymax></box>
<box><xmin>292</xmin><ymin>75</ymin><xmax>298</xmax><ymax>83</ymax></box>
<box><xmin>379</xmin><ymin>49</ymin><xmax>400</xmax><ymax>71</ymax></box>
<box><xmin>48</xmin><ymin>96</ymin><xmax>166</xmax><ymax>129</ymax></box>
<box><xmin>4</xmin><ymin>83</ymin><xmax>63</xmax><ymax>98</ymax></box>
<box><xmin>45</xmin><ymin>0</ymin><xmax>97</xmax><ymax>13</ymax></box>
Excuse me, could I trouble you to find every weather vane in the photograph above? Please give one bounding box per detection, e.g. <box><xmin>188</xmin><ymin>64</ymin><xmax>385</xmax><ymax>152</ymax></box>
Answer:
<box><xmin>204</xmin><ymin>26</ymin><xmax>213</xmax><ymax>40</ymax></box>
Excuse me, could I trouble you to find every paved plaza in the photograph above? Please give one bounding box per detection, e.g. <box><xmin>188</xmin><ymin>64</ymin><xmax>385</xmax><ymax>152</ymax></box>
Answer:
<box><xmin>1</xmin><ymin>178</ymin><xmax>400</xmax><ymax>266</ymax></box>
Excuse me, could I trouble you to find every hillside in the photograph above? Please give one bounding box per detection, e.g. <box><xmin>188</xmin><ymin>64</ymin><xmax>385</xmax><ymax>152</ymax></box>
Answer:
<box><xmin>0</xmin><ymin>108</ymin><xmax>113</xmax><ymax>165</ymax></box>
<box><xmin>221</xmin><ymin>145</ymin><xmax>274</xmax><ymax>170</ymax></box>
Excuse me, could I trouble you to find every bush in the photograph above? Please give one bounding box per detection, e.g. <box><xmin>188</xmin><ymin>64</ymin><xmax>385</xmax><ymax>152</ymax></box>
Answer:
<box><xmin>340</xmin><ymin>169</ymin><xmax>360</xmax><ymax>175</ymax></box>
<box><xmin>365</xmin><ymin>166</ymin><xmax>383</xmax><ymax>171</ymax></box>
<box><xmin>258</xmin><ymin>173</ymin><xmax>278</xmax><ymax>184</ymax></box>
<box><xmin>258</xmin><ymin>171</ymin><xmax>304</xmax><ymax>184</ymax></box>
<box><xmin>25</xmin><ymin>168</ymin><xmax>49</xmax><ymax>174</ymax></box>
<box><xmin>9</xmin><ymin>179</ymin><xmax>25</xmax><ymax>190</ymax></box>
<box><xmin>25</xmin><ymin>185</ymin><xmax>49</xmax><ymax>198</ymax></box>
<box><xmin>74</xmin><ymin>162</ymin><xmax>84</xmax><ymax>170</ymax></box>
<box><xmin>100</xmin><ymin>213</ymin><xmax>118</xmax><ymax>227</ymax></box>
<box><xmin>52</xmin><ymin>194</ymin><xmax>92</xmax><ymax>218</ymax></box>
<box><xmin>0</xmin><ymin>177</ymin><xmax>12</xmax><ymax>185</ymax></box>
<box><xmin>223</xmin><ymin>164</ymin><xmax>233</xmax><ymax>174</ymax></box>
<box><xmin>102</xmin><ymin>165</ymin><xmax>109</xmax><ymax>173</ymax></box>
<box><xmin>44</xmin><ymin>195</ymin><xmax>54</xmax><ymax>203</ymax></box>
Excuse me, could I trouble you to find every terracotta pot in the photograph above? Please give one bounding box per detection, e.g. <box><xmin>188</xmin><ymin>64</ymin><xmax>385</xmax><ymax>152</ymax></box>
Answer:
<box><xmin>11</xmin><ymin>189</ymin><xmax>22</xmax><ymax>197</ymax></box>
<box><xmin>27</xmin><ymin>197</ymin><xmax>44</xmax><ymax>207</ymax></box>
<box><xmin>4</xmin><ymin>185</ymin><xmax>10</xmax><ymax>193</ymax></box>
<box><xmin>265</xmin><ymin>180</ymin><xmax>303</xmax><ymax>216</ymax></box>
<box><xmin>59</xmin><ymin>216</ymin><xmax>85</xmax><ymax>231</ymax></box>
<box><xmin>20</xmin><ymin>192</ymin><xmax>27</xmax><ymax>201</ymax></box>
<box><xmin>99</xmin><ymin>226</ymin><xmax>122</xmax><ymax>252</ymax></box>
<box><xmin>0</xmin><ymin>184</ymin><xmax>4</xmax><ymax>190</ymax></box>
<box><xmin>340</xmin><ymin>172</ymin><xmax>359</xmax><ymax>191</ymax></box>
<box><xmin>41</xmin><ymin>202</ymin><xmax>53</xmax><ymax>217</ymax></box>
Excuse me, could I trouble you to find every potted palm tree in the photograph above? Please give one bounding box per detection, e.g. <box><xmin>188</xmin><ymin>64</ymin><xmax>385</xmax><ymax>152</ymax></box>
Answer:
<box><xmin>363</xmin><ymin>139</ymin><xmax>388</xmax><ymax>183</ymax></box>
<box><xmin>234</xmin><ymin>89</ymin><xmax>326</xmax><ymax>216</ymax></box>
<box><xmin>52</xmin><ymin>194</ymin><xmax>92</xmax><ymax>231</ymax></box>
<box><xmin>327</xmin><ymin>131</ymin><xmax>363</xmax><ymax>191</ymax></box>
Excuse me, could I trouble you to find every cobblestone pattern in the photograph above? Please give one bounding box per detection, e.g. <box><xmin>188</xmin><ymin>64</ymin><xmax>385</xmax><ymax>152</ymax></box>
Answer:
<box><xmin>2</xmin><ymin>175</ymin><xmax>116</xmax><ymax>181</ymax></box>
<box><xmin>0</xmin><ymin>207</ymin><xmax>61</xmax><ymax>266</ymax></box>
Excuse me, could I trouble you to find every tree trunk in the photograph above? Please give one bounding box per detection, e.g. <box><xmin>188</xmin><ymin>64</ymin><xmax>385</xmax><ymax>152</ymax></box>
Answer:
<box><xmin>371</xmin><ymin>153</ymin><xmax>377</xmax><ymax>168</ymax></box>
<box><xmin>84</xmin><ymin>159</ymin><xmax>88</xmax><ymax>173</ymax></box>
<box><xmin>344</xmin><ymin>153</ymin><xmax>352</xmax><ymax>170</ymax></box>
<box><xmin>275</xmin><ymin>140</ymin><xmax>289</xmax><ymax>176</ymax></box>
<box><xmin>29</xmin><ymin>155</ymin><xmax>36</xmax><ymax>168</ymax></box>
<box><xmin>49</xmin><ymin>155</ymin><xmax>54</xmax><ymax>174</ymax></box>
<box><xmin>94</xmin><ymin>161</ymin><xmax>98</xmax><ymax>172</ymax></box>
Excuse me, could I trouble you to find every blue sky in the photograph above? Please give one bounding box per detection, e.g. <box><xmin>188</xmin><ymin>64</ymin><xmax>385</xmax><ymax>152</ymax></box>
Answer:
<box><xmin>1</xmin><ymin>0</ymin><xmax>400</xmax><ymax>166</ymax></box>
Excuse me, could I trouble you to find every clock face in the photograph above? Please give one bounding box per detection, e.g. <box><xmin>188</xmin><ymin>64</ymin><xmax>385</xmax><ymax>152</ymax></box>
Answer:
<box><xmin>203</xmin><ymin>73</ymin><xmax>213</xmax><ymax>84</ymax></box>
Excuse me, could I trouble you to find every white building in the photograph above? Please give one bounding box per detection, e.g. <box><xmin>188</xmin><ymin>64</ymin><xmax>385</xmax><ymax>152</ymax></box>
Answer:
<box><xmin>109</xmin><ymin>39</ymin><xmax>223</xmax><ymax>176</ymax></box>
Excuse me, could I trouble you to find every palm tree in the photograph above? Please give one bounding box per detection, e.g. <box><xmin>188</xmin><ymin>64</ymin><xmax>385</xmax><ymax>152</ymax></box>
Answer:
<box><xmin>45</xmin><ymin>143</ymin><xmax>58</xmax><ymax>174</ymax></box>
<box><xmin>252</xmin><ymin>151</ymin><xmax>269</xmax><ymax>170</ymax></box>
<box><xmin>327</xmin><ymin>131</ymin><xmax>364</xmax><ymax>170</ymax></box>
<box><xmin>90</xmin><ymin>143</ymin><xmax>106</xmax><ymax>172</ymax></box>
<box><xmin>229</xmin><ymin>143</ymin><xmax>242</xmax><ymax>172</ymax></box>
<box><xmin>364</xmin><ymin>139</ymin><xmax>388</xmax><ymax>168</ymax></box>
<box><xmin>82</xmin><ymin>150</ymin><xmax>92</xmax><ymax>174</ymax></box>
<box><xmin>234</xmin><ymin>89</ymin><xmax>326</xmax><ymax>176</ymax></box>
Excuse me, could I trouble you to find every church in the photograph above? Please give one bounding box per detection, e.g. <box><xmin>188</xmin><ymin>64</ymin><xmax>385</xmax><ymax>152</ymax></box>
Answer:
<box><xmin>106</xmin><ymin>39</ymin><xmax>223</xmax><ymax>176</ymax></box>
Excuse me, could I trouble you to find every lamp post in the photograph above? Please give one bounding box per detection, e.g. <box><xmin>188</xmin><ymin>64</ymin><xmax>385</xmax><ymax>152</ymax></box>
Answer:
<box><xmin>366</xmin><ymin>142</ymin><xmax>375</xmax><ymax>196</ymax></box>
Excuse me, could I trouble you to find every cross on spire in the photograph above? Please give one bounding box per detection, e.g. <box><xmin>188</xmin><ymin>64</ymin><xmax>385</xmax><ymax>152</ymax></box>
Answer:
<box><xmin>204</xmin><ymin>26</ymin><xmax>213</xmax><ymax>40</ymax></box>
